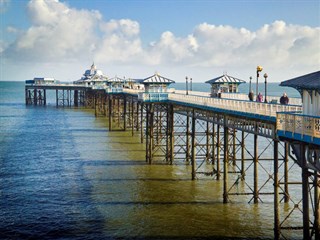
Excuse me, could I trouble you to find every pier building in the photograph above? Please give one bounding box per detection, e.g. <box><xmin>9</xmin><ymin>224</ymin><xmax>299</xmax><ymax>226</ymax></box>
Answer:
<box><xmin>25</xmin><ymin>70</ymin><xmax>319</xmax><ymax>240</ymax></box>
<box><xmin>205</xmin><ymin>73</ymin><xmax>246</xmax><ymax>97</ymax></box>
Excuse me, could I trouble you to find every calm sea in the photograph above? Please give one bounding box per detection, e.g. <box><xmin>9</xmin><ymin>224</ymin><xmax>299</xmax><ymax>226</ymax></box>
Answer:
<box><xmin>0</xmin><ymin>81</ymin><xmax>302</xmax><ymax>239</ymax></box>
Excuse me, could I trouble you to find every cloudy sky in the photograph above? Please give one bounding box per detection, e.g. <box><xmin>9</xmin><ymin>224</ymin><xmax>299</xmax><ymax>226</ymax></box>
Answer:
<box><xmin>1</xmin><ymin>0</ymin><xmax>319</xmax><ymax>82</ymax></box>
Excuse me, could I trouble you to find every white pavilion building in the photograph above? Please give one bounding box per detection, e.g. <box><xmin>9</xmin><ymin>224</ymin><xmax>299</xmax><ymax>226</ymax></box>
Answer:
<box><xmin>74</xmin><ymin>63</ymin><xmax>108</xmax><ymax>86</ymax></box>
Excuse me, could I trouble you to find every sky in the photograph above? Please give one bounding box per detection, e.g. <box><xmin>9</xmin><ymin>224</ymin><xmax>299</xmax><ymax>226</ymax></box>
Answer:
<box><xmin>0</xmin><ymin>0</ymin><xmax>319</xmax><ymax>82</ymax></box>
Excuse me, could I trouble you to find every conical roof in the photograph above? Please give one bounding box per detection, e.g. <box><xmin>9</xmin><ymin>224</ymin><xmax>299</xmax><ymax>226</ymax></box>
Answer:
<box><xmin>139</xmin><ymin>73</ymin><xmax>175</xmax><ymax>84</ymax></box>
<box><xmin>205</xmin><ymin>74</ymin><xmax>246</xmax><ymax>84</ymax></box>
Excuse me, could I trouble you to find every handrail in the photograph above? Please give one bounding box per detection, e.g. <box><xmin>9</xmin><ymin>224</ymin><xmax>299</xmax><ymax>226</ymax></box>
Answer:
<box><xmin>168</xmin><ymin>93</ymin><xmax>302</xmax><ymax>117</ymax></box>
<box><xmin>277</xmin><ymin>112</ymin><xmax>320</xmax><ymax>140</ymax></box>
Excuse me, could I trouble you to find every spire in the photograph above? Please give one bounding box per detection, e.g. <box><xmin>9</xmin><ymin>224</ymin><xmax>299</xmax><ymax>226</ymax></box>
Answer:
<box><xmin>91</xmin><ymin>62</ymin><xmax>96</xmax><ymax>71</ymax></box>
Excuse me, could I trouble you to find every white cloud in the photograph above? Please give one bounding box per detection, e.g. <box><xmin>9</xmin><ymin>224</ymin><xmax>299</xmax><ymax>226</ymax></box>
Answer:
<box><xmin>1</xmin><ymin>0</ymin><xmax>319</xmax><ymax>82</ymax></box>
<box><xmin>95</xmin><ymin>19</ymin><xmax>143</xmax><ymax>63</ymax></box>
<box><xmin>4</xmin><ymin>0</ymin><xmax>101</xmax><ymax>62</ymax></box>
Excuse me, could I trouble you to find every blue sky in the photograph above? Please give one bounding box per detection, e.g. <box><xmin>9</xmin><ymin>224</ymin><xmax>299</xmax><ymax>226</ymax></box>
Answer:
<box><xmin>1</xmin><ymin>0</ymin><xmax>319</xmax><ymax>82</ymax></box>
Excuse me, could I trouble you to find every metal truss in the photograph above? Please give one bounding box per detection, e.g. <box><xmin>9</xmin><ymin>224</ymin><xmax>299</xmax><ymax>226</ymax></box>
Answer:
<box><xmin>25</xmin><ymin>88</ymin><xmax>46</xmax><ymax>105</ymax></box>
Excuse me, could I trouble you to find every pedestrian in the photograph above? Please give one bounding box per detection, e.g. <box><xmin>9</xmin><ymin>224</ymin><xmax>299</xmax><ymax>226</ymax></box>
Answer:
<box><xmin>256</xmin><ymin>92</ymin><xmax>263</xmax><ymax>102</ymax></box>
<box><xmin>248</xmin><ymin>90</ymin><xmax>254</xmax><ymax>101</ymax></box>
<box><xmin>280</xmin><ymin>92</ymin><xmax>289</xmax><ymax>105</ymax></box>
<box><xmin>217</xmin><ymin>88</ymin><xmax>222</xmax><ymax>98</ymax></box>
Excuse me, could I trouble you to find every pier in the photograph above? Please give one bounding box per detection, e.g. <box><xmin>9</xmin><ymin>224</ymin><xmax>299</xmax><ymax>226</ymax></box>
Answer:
<box><xmin>25</xmin><ymin>71</ymin><xmax>320</xmax><ymax>239</ymax></box>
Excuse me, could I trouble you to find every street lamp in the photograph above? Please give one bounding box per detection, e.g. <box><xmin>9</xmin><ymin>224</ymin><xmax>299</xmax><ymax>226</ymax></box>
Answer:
<box><xmin>256</xmin><ymin>66</ymin><xmax>263</xmax><ymax>99</ymax></box>
<box><xmin>186</xmin><ymin>76</ymin><xmax>189</xmax><ymax>95</ymax></box>
<box><xmin>190</xmin><ymin>78</ymin><xmax>192</xmax><ymax>92</ymax></box>
<box><xmin>264</xmin><ymin>73</ymin><xmax>268</xmax><ymax>103</ymax></box>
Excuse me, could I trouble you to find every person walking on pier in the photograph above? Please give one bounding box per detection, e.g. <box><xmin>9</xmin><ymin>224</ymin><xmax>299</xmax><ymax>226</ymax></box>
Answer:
<box><xmin>280</xmin><ymin>92</ymin><xmax>289</xmax><ymax>105</ymax></box>
<box><xmin>248</xmin><ymin>90</ymin><xmax>254</xmax><ymax>101</ymax></box>
<box><xmin>256</xmin><ymin>92</ymin><xmax>263</xmax><ymax>102</ymax></box>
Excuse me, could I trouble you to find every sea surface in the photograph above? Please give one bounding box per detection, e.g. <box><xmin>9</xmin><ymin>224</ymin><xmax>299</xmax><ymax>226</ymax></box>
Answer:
<box><xmin>0</xmin><ymin>81</ymin><xmax>303</xmax><ymax>239</ymax></box>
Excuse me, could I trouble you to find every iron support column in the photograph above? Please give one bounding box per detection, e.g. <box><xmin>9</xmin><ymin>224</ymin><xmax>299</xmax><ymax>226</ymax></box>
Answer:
<box><xmin>44</xmin><ymin>89</ymin><xmax>46</xmax><ymax>105</ymax></box>
<box><xmin>191</xmin><ymin>110</ymin><xmax>196</xmax><ymax>180</ymax></box>
<box><xmin>186</xmin><ymin>112</ymin><xmax>190</xmax><ymax>162</ymax></box>
<box><xmin>315</xmin><ymin>170</ymin><xmax>319</xmax><ymax>240</ymax></box>
<box><xmin>124</xmin><ymin>95</ymin><xmax>127</xmax><ymax>131</ymax></box>
<box><xmin>217</xmin><ymin>124</ymin><xmax>221</xmax><ymax>180</ymax></box>
<box><xmin>108</xmin><ymin>96</ymin><xmax>112</xmax><ymax>131</ymax></box>
<box><xmin>241</xmin><ymin>131</ymin><xmax>245</xmax><ymax>180</ymax></box>
<box><xmin>284</xmin><ymin>142</ymin><xmax>290</xmax><ymax>202</ymax></box>
<box><xmin>273</xmin><ymin>139</ymin><xmax>280</xmax><ymax>239</ymax></box>
<box><xmin>254</xmin><ymin>130</ymin><xmax>259</xmax><ymax>204</ymax></box>
<box><xmin>223</xmin><ymin>121</ymin><xmax>229</xmax><ymax>203</ymax></box>
<box><xmin>301</xmin><ymin>144</ymin><xmax>310</xmax><ymax>239</ymax></box>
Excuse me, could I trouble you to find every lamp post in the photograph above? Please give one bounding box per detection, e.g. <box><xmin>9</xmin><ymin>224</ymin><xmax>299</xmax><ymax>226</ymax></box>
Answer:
<box><xmin>256</xmin><ymin>66</ymin><xmax>263</xmax><ymax>99</ymax></box>
<box><xmin>190</xmin><ymin>77</ymin><xmax>192</xmax><ymax>92</ymax></box>
<box><xmin>186</xmin><ymin>76</ymin><xmax>189</xmax><ymax>95</ymax></box>
<box><xmin>264</xmin><ymin>73</ymin><xmax>268</xmax><ymax>103</ymax></box>
<box><xmin>249</xmin><ymin>76</ymin><xmax>252</xmax><ymax>92</ymax></box>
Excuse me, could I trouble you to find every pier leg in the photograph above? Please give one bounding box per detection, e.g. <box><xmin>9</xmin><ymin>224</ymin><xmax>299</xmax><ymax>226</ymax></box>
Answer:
<box><xmin>206</xmin><ymin>121</ymin><xmax>210</xmax><ymax>162</ymax></box>
<box><xmin>149</xmin><ymin>104</ymin><xmax>154</xmax><ymax>164</ymax></box>
<box><xmin>166</xmin><ymin>104</ymin><xmax>174</xmax><ymax>164</ymax></box>
<box><xmin>254</xmin><ymin>130</ymin><xmax>259</xmax><ymax>204</ymax></box>
<box><xmin>145</xmin><ymin>104</ymin><xmax>149</xmax><ymax>162</ymax></box>
<box><xmin>140</xmin><ymin>103</ymin><xmax>144</xmax><ymax>143</ymax></box>
<box><xmin>44</xmin><ymin>89</ymin><xmax>46</xmax><ymax>105</ymax></box>
<box><xmin>108</xmin><ymin>96</ymin><xmax>112</xmax><ymax>131</ymax></box>
<box><xmin>211</xmin><ymin>122</ymin><xmax>216</xmax><ymax>165</ymax></box>
<box><xmin>117</xmin><ymin>98</ymin><xmax>120</xmax><ymax>127</ymax></box>
<box><xmin>131</xmin><ymin>97</ymin><xmax>134</xmax><ymax>136</ymax></box>
<box><xmin>186</xmin><ymin>112</ymin><xmax>190</xmax><ymax>162</ymax></box>
<box><xmin>232</xmin><ymin>128</ymin><xmax>236</xmax><ymax>165</ymax></box>
<box><xmin>241</xmin><ymin>131</ymin><xmax>245</xmax><ymax>180</ymax></box>
<box><xmin>34</xmin><ymin>89</ymin><xmax>37</xmax><ymax>105</ymax></box>
<box><xmin>56</xmin><ymin>89</ymin><xmax>58</xmax><ymax>107</ymax></box>
<box><xmin>223</xmin><ymin>122</ymin><xmax>229</xmax><ymax>203</ymax></box>
<box><xmin>191</xmin><ymin>110</ymin><xmax>196</xmax><ymax>180</ymax></box>
<box><xmin>284</xmin><ymin>142</ymin><xmax>290</xmax><ymax>202</ymax></box>
<box><xmin>314</xmin><ymin>169</ymin><xmax>319</xmax><ymax>240</ymax></box>
<box><xmin>124</xmin><ymin>95</ymin><xmax>127</xmax><ymax>131</ymax></box>
<box><xmin>136</xmin><ymin>102</ymin><xmax>140</xmax><ymax>132</ymax></box>
<box><xmin>74</xmin><ymin>90</ymin><xmax>78</xmax><ymax>107</ymax></box>
<box><xmin>274</xmin><ymin>139</ymin><xmax>280</xmax><ymax>240</ymax></box>
<box><xmin>217</xmin><ymin>124</ymin><xmax>221</xmax><ymax>180</ymax></box>
<box><xmin>94</xmin><ymin>93</ymin><xmax>97</xmax><ymax>117</ymax></box>
<box><xmin>301</xmin><ymin>144</ymin><xmax>310</xmax><ymax>239</ymax></box>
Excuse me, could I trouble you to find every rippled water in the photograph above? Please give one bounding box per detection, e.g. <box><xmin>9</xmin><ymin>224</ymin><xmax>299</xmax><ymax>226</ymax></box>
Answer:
<box><xmin>0</xmin><ymin>81</ymin><xmax>302</xmax><ymax>239</ymax></box>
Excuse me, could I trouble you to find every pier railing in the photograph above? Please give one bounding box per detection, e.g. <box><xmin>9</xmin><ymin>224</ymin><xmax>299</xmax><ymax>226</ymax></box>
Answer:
<box><xmin>138</xmin><ymin>92</ymin><xmax>169</xmax><ymax>102</ymax></box>
<box><xmin>168</xmin><ymin>93</ymin><xmax>302</xmax><ymax>118</ymax></box>
<box><xmin>106</xmin><ymin>87</ymin><xmax>123</xmax><ymax>93</ymax></box>
<box><xmin>276</xmin><ymin>112</ymin><xmax>320</xmax><ymax>143</ymax></box>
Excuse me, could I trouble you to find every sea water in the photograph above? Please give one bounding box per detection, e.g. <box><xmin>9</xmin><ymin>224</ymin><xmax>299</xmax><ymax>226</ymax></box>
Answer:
<box><xmin>0</xmin><ymin>81</ymin><xmax>302</xmax><ymax>239</ymax></box>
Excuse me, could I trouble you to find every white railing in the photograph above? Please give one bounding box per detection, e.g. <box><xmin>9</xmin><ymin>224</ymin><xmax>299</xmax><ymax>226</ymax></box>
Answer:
<box><xmin>92</xmin><ymin>85</ymin><xmax>107</xmax><ymax>90</ymax></box>
<box><xmin>174</xmin><ymin>90</ymin><xmax>211</xmax><ymax>97</ymax></box>
<box><xmin>221</xmin><ymin>93</ymin><xmax>302</xmax><ymax>105</ymax></box>
<box><xmin>123</xmin><ymin>89</ymin><xmax>143</xmax><ymax>95</ymax></box>
<box><xmin>168</xmin><ymin>93</ymin><xmax>302</xmax><ymax>118</ymax></box>
<box><xmin>106</xmin><ymin>87</ymin><xmax>123</xmax><ymax>93</ymax></box>
<box><xmin>277</xmin><ymin>112</ymin><xmax>320</xmax><ymax>139</ymax></box>
<box><xmin>138</xmin><ymin>92</ymin><xmax>169</xmax><ymax>102</ymax></box>
<box><xmin>174</xmin><ymin>90</ymin><xmax>301</xmax><ymax>105</ymax></box>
